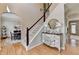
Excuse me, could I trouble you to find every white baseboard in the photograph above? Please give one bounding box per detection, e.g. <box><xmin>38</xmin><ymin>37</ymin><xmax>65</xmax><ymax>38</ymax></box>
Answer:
<box><xmin>28</xmin><ymin>42</ymin><xmax>43</xmax><ymax>50</ymax></box>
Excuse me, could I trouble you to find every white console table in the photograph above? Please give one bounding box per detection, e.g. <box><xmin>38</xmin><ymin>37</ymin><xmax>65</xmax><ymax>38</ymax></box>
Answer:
<box><xmin>42</xmin><ymin>32</ymin><xmax>62</xmax><ymax>52</ymax></box>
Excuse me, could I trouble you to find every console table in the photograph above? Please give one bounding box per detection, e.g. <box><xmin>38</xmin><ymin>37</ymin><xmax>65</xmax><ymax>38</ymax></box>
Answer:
<box><xmin>42</xmin><ymin>32</ymin><xmax>63</xmax><ymax>51</ymax></box>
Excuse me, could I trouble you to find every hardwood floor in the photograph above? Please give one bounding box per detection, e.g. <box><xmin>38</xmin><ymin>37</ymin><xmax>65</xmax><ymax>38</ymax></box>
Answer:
<box><xmin>28</xmin><ymin>44</ymin><xmax>59</xmax><ymax>55</ymax></box>
<box><xmin>61</xmin><ymin>43</ymin><xmax>79</xmax><ymax>55</ymax></box>
<box><xmin>0</xmin><ymin>42</ymin><xmax>27</xmax><ymax>55</ymax></box>
<box><xmin>0</xmin><ymin>42</ymin><xmax>79</xmax><ymax>55</ymax></box>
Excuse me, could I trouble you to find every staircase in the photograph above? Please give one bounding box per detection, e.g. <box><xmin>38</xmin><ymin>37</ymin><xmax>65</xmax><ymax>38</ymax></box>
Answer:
<box><xmin>29</xmin><ymin>4</ymin><xmax>58</xmax><ymax>43</ymax></box>
<box><xmin>27</xmin><ymin>3</ymin><xmax>66</xmax><ymax>50</ymax></box>
<box><xmin>29</xmin><ymin>22</ymin><xmax>43</xmax><ymax>43</ymax></box>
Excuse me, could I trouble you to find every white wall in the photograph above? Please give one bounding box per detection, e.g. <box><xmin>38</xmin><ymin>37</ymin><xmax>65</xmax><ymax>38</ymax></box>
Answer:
<box><xmin>2</xmin><ymin>13</ymin><xmax>21</xmax><ymax>37</ymax></box>
<box><xmin>45</xmin><ymin>4</ymin><xmax>66</xmax><ymax>50</ymax></box>
<box><xmin>49</xmin><ymin>3</ymin><xmax>58</xmax><ymax>14</ymax></box>
<box><xmin>2</xmin><ymin>20</ymin><xmax>18</xmax><ymax>37</ymax></box>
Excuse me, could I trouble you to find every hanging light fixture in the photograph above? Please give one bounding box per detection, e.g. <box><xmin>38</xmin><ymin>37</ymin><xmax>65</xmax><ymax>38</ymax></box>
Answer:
<box><xmin>1</xmin><ymin>4</ymin><xmax>15</xmax><ymax>15</ymax></box>
<box><xmin>6</xmin><ymin>5</ymin><xmax>10</xmax><ymax>12</ymax></box>
<box><xmin>3</xmin><ymin>5</ymin><xmax>15</xmax><ymax>14</ymax></box>
<box><xmin>1</xmin><ymin>5</ymin><xmax>20</xmax><ymax>21</ymax></box>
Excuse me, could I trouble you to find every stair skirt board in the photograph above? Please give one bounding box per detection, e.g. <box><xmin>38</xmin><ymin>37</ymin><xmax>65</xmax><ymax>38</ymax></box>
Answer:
<box><xmin>29</xmin><ymin>25</ymin><xmax>44</xmax><ymax>44</ymax></box>
<box><xmin>28</xmin><ymin>26</ymin><xmax>44</xmax><ymax>50</ymax></box>
<box><xmin>28</xmin><ymin>42</ymin><xmax>61</xmax><ymax>51</ymax></box>
<box><xmin>28</xmin><ymin>42</ymin><xmax>43</xmax><ymax>50</ymax></box>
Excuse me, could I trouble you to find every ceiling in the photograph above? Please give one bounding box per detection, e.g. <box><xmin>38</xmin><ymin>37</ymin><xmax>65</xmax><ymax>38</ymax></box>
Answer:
<box><xmin>7</xmin><ymin>3</ymin><xmax>43</xmax><ymax>27</ymax></box>
<box><xmin>65</xmin><ymin>3</ymin><xmax>79</xmax><ymax>19</ymax></box>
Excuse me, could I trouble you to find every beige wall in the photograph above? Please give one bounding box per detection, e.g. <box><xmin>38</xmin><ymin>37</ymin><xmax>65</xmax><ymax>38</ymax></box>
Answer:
<box><xmin>0</xmin><ymin>4</ymin><xmax>6</xmax><ymax>13</ymax></box>
<box><xmin>7</xmin><ymin>3</ymin><xmax>43</xmax><ymax>27</ymax></box>
<box><xmin>6</xmin><ymin>3</ymin><xmax>43</xmax><ymax>47</ymax></box>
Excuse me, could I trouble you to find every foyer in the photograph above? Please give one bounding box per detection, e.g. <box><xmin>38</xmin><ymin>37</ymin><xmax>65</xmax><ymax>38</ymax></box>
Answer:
<box><xmin>0</xmin><ymin>3</ymin><xmax>79</xmax><ymax>55</ymax></box>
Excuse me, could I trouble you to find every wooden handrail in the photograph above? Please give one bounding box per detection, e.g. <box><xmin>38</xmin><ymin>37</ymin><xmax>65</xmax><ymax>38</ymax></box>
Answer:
<box><xmin>26</xmin><ymin>3</ymin><xmax>52</xmax><ymax>46</ymax></box>
<box><xmin>28</xmin><ymin>15</ymin><xmax>44</xmax><ymax>30</ymax></box>
<box><xmin>26</xmin><ymin>27</ymin><xmax>29</xmax><ymax>46</ymax></box>
<box><xmin>29</xmin><ymin>3</ymin><xmax>52</xmax><ymax>30</ymax></box>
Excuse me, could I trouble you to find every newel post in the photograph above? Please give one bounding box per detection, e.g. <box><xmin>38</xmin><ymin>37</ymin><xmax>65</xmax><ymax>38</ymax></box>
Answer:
<box><xmin>26</xmin><ymin>27</ymin><xmax>29</xmax><ymax>46</ymax></box>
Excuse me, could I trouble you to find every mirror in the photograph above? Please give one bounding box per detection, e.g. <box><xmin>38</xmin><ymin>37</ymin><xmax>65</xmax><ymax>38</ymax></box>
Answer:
<box><xmin>46</xmin><ymin>19</ymin><xmax>62</xmax><ymax>33</ymax></box>
<box><xmin>48</xmin><ymin>19</ymin><xmax>61</xmax><ymax>29</ymax></box>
